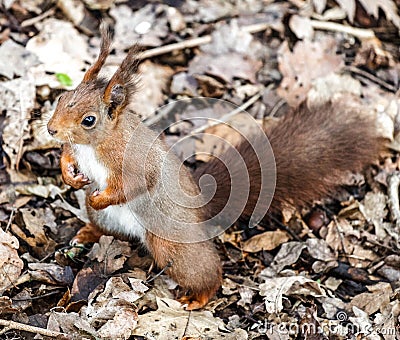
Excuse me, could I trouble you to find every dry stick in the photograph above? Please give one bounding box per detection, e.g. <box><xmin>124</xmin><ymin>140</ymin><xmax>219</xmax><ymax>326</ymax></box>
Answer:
<box><xmin>5</xmin><ymin>207</ymin><xmax>15</xmax><ymax>232</ymax></box>
<box><xmin>106</xmin><ymin>22</ymin><xmax>271</xmax><ymax>65</ymax></box>
<box><xmin>309</xmin><ymin>19</ymin><xmax>376</xmax><ymax>40</ymax></box>
<box><xmin>0</xmin><ymin>319</ymin><xmax>68</xmax><ymax>338</ymax></box>
<box><xmin>126</xmin><ymin>20</ymin><xmax>375</xmax><ymax>63</ymax></box>
<box><xmin>268</xmin><ymin>98</ymin><xmax>286</xmax><ymax>117</ymax></box>
<box><xmin>387</xmin><ymin>171</ymin><xmax>400</xmax><ymax>236</ymax></box>
<box><xmin>20</xmin><ymin>7</ymin><xmax>56</xmax><ymax>27</ymax></box>
<box><xmin>345</xmin><ymin>66</ymin><xmax>398</xmax><ymax>92</ymax></box>
<box><xmin>190</xmin><ymin>92</ymin><xmax>262</xmax><ymax>135</ymax></box>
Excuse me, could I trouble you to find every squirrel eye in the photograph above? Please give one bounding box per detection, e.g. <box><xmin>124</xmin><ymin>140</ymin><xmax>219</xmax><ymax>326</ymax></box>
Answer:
<box><xmin>81</xmin><ymin>115</ymin><xmax>96</xmax><ymax>128</ymax></box>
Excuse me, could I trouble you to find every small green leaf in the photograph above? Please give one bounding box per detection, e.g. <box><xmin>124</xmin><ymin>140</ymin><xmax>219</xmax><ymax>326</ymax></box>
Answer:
<box><xmin>56</xmin><ymin>73</ymin><xmax>73</xmax><ymax>86</ymax></box>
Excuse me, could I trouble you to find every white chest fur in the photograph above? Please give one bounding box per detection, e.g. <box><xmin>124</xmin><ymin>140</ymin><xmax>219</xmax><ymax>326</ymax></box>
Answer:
<box><xmin>72</xmin><ymin>144</ymin><xmax>145</xmax><ymax>241</ymax></box>
<box><xmin>73</xmin><ymin>144</ymin><xmax>108</xmax><ymax>190</ymax></box>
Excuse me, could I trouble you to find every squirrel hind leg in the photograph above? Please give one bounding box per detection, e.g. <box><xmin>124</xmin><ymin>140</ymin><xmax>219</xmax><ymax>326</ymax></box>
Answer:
<box><xmin>179</xmin><ymin>290</ymin><xmax>216</xmax><ymax>310</ymax></box>
<box><xmin>145</xmin><ymin>231</ymin><xmax>222</xmax><ymax>310</ymax></box>
<box><xmin>71</xmin><ymin>222</ymin><xmax>105</xmax><ymax>245</ymax></box>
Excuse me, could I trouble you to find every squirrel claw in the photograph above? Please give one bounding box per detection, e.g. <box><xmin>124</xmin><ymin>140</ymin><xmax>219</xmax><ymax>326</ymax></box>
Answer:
<box><xmin>64</xmin><ymin>164</ymin><xmax>91</xmax><ymax>188</ymax></box>
<box><xmin>73</xmin><ymin>173</ymin><xmax>91</xmax><ymax>183</ymax></box>
<box><xmin>92</xmin><ymin>189</ymin><xmax>100</xmax><ymax>197</ymax></box>
<box><xmin>88</xmin><ymin>190</ymin><xmax>110</xmax><ymax>210</ymax></box>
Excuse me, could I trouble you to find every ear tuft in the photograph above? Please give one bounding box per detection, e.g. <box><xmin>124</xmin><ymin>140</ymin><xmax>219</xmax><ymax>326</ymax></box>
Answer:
<box><xmin>82</xmin><ymin>23</ymin><xmax>112</xmax><ymax>83</ymax></box>
<box><xmin>103</xmin><ymin>44</ymin><xmax>141</xmax><ymax>116</ymax></box>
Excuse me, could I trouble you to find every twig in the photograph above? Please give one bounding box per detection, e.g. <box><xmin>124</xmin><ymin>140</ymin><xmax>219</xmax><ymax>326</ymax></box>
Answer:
<box><xmin>12</xmin><ymin>290</ymin><xmax>61</xmax><ymax>301</ymax></box>
<box><xmin>20</xmin><ymin>7</ymin><xmax>56</xmax><ymax>27</ymax></box>
<box><xmin>145</xmin><ymin>260</ymin><xmax>173</xmax><ymax>283</ymax></box>
<box><xmin>345</xmin><ymin>66</ymin><xmax>397</xmax><ymax>92</ymax></box>
<box><xmin>5</xmin><ymin>207</ymin><xmax>15</xmax><ymax>232</ymax></box>
<box><xmin>182</xmin><ymin>311</ymin><xmax>191</xmax><ymax>338</ymax></box>
<box><xmin>265</xmin><ymin>214</ymin><xmax>302</xmax><ymax>242</ymax></box>
<box><xmin>310</xmin><ymin>19</ymin><xmax>375</xmax><ymax>40</ymax></box>
<box><xmin>0</xmin><ymin>319</ymin><xmax>68</xmax><ymax>338</ymax></box>
<box><xmin>189</xmin><ymin>92</ymin><xmax>262</xmax><ymax>135</ymax></box>
<box><xmin>268</xmin><ymin>98</ymin><xmax>286</xmax><ymax>117</ymax></box>
<box><xmin>333</xmin><ymin>217</ymin><xmax>347</xmax><ymax>254</ymax></box>
<box><xmin>387</xmin><ymin>172</ymin><xmax>400</xmax><ymax>241</ymax></box>
<box><xmin>107</xmin><ymin>22</ymin><xmax>271</xmax><ymax>64</ymax></box>
<box><xmin>143</xmin><ymin>102</ymin><xmax>176</xmax><ymax>126</ymax></box>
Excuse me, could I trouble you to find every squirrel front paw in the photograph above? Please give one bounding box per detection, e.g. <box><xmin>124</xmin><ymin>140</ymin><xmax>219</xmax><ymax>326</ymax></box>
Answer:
<box><xmin>88</xmin><ymin>189</ymin><xmax>111</xmax><ymax>210</ymax></box>
<box><xmin>63</xmin><ymin>164</ymin><xmax>91</xmax><ymax>189</ymax></box>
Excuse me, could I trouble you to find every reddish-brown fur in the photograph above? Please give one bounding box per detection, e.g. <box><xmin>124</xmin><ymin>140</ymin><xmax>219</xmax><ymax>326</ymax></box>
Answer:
<box><xmin>196</xmin><ymin>102</ymin><xmax>383</xmax><ymax>223</ymax></box>
<box><xmin>48</xmin><ymin>27</ymin><xmax>382</xmax><ymax>310</ymax></box>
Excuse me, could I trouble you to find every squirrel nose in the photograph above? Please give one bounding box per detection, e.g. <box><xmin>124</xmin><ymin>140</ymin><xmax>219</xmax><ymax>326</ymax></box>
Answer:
<box><xmin>47</xmin><ymin>128</ymin><xmax>57</xmax><ymax>136</ymax></box>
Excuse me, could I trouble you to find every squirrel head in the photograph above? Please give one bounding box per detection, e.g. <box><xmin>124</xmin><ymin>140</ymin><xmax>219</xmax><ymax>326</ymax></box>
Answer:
<box><xmin>47</xmin><ymin>25</ymin><xmax>140</xmax><ymax>144</ymax></box>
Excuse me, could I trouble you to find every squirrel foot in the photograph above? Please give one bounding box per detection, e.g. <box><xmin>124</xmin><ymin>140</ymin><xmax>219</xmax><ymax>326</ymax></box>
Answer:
<box><xmin>88</xmin><ymin>190</ymin><xmax>111</xmax><ymax>210</ymax></box>
<box><xmin>178</xmin><ymin>292</ymin><xmax>212</xmax><ymax>310</ymax></box>
<box><xmin>71</xmin><ymin>223</ymin><xmax>105</xmax><ymax>245</ymax></box>
<box><xmin>64</xmin><ymin>164</ymin><xmax>91</xmax><ymax>189</ymax></box>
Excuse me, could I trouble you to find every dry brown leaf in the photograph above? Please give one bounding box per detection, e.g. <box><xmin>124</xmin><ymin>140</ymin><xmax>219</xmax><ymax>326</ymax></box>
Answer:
<box><xmin>28</xmin><ymin>263</ymin><xmax>74</xmax><ymax>286</ymax></box>
<box><xmin>170</xmin><ymin>72</ymin><xmax>199</xmax><ymax>96</ymax></box>
<box><xmin>289</xmin><ymin>15</ymin><xmax>314</xmax><ymax>40</ymax></box>
<box><xmin>260</xmin><ymin>241</ymin><xmax>306</xmax><ymax>277</ymax></box>
<box><xmin>133</xmin><ymin>297</ymin><xmax>243</xmax><ymax>339</ymax></box>
<box><xmin>26</xmin><ymin>18</ymin><xmax>90</xmax><ymax>87</ymax></box>
<box><xmin>130</xmin><ymin>60</ymin><xmax>173</xmax><ymax>119</ymax></box>
<box><xmin>277</xmin><ymin>39</ymin><xmax>344</xmax><ymax>107</ymax></box>
<box><xmin>81</xmin><ymin>0</ymin><xmax>114</xmax><ymax>10</ymax></box>
<box><xmin>325</xmin><ymin>221</ymin><xmax>343</xmax><ymax>253</ymax></box>
<box><xmin>0</xmin><ymin>296</ymin><xmax>18</xmax><ymax>315</ymax></box>
<box><xmin>312</xmin><ymin>0</ymin><xmax>327</xmax><ymax>14</ymax></box>
<box><xmin>201</xmin><ymin>20</ymin><xmax>263</xmax><ymax>57</ymax></box>
<box><xmin>98</xmin><ymin>308</ymin><xmax>138</xmax><ymax>339</ymax></box>
<box><xmin>307</xmin><ymin>74</ymin><xmax>362</xmax><ymax>108</ymax></box>
<box><xmin>83</xmin><ymin>277</ymin><xmax>147</xmax><ymax>339</ymax></box>
<box><xmin>16</xmin><ymin>180</ymin><xmax>66</xmax><ymax>199</ymax></box>
<box><xmin>358</xmin><ymin>0</ymin><xmax>400</xmax><ymax>29</ymax></box>
<box><xmin>237</xmin><ymin>286</ymin><xmax>255</xmax><ymax>307</ymax></box>
<box><xmin>242</xmin><ymin>230</ymin><xmax>289</xmax><ymax>253</ymax></box>
<box><xmin>350</xmin><ymin>245</ymin><xmax>379</xmax><ymax>268</ymax></box>
<box><xmin>189</xmin><ymin>53</ymin><xmax>262</xmax><ymax>84</ymax></box>
<box><xmin>260</xmin><ymin>276</ymin><xmax>325</xmax><ymax>313</ymax></box>
<box><xmin>305</xmin><ymin>238</ymin><xmax>336</xmax><ymax>261</ymax></box>
<box><xmin>354</xmin><ymin>37</ymin><xmax>395</xmax><ymax>70</ymax></box>
<box><xmin>19</xmin><ymin>207</ymin><xmax>57</xmax><ymax>258</ymax></box>
<box><xmin>110</xmin><ymin>4</ymin><xmax>169</xmax><ymax>49</ymax></box>
<box><xmin>359</xmin><ymin>192</ymin><xmax>388</xmax><ymax>238</ymax></box>
<box><xmin>47</xmin><ymin>311</ymin><xmax>98</xmax><ymax>338</ymax></box>
<box><xmin>0</xmin><ymin>77</ymin><xmax>35</xmax><ymax>169</ymax></box>
<box><xmin>0</xmin><ymin>39</ymin><xmax>39</xmax><ymax>79</ymax></box>
<box><xmin>350</xmin><ymin>282</ymin><xmax>393</xmax><ymax>315</ymax></box>
<box><xmin>87</xmin><ymin>236</ymin><xmax>132</xmax><ymax>274</ymax></box>
<box><xmin>0</xmin><ymin>229</ymin><xmax>23</xmax><ymax>292</ymax></box>
<box><xmin>335</xmin><ymin>0</ymin><xmax>356</xmax><ymax>22</ymax></box>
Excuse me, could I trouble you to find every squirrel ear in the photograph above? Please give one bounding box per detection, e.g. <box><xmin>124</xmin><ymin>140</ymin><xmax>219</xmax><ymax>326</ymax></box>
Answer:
<box><xmin>103</xmin><ymin>45</ymin><xmax>140</xmax><ymax>116</ymax></box>
<box><xmin>82</xmin><ymin>23</ymin><xmax>112</xmax><ymax>83</ymax></box>
<box><xmin>104</xmin><ymin>84</ymin><xmax>125</xmax><ymax>119</ymax></box>
<box><xmin>110</xmin><ymin>84</ymin><xmax>125</xmax><ymax>105</ymax></box>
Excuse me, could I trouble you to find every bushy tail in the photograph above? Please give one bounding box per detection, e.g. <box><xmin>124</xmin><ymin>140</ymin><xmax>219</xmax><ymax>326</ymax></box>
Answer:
<box><xmin>267</xmin><ymin>102</ymin><xmax>382</xmax><ymax>212</ymax></box>
<box><xmin>195</xmin><ymin>102</ymin><xmax>383</xmax><ymax>225</ymax></box>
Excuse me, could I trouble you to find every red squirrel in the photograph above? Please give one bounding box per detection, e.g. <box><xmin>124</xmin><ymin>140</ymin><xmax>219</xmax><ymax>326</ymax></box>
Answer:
<box><xmin>47</xmin><ymin>27</ymin><xmax>382</xmax><ymax>310</ymax></box>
